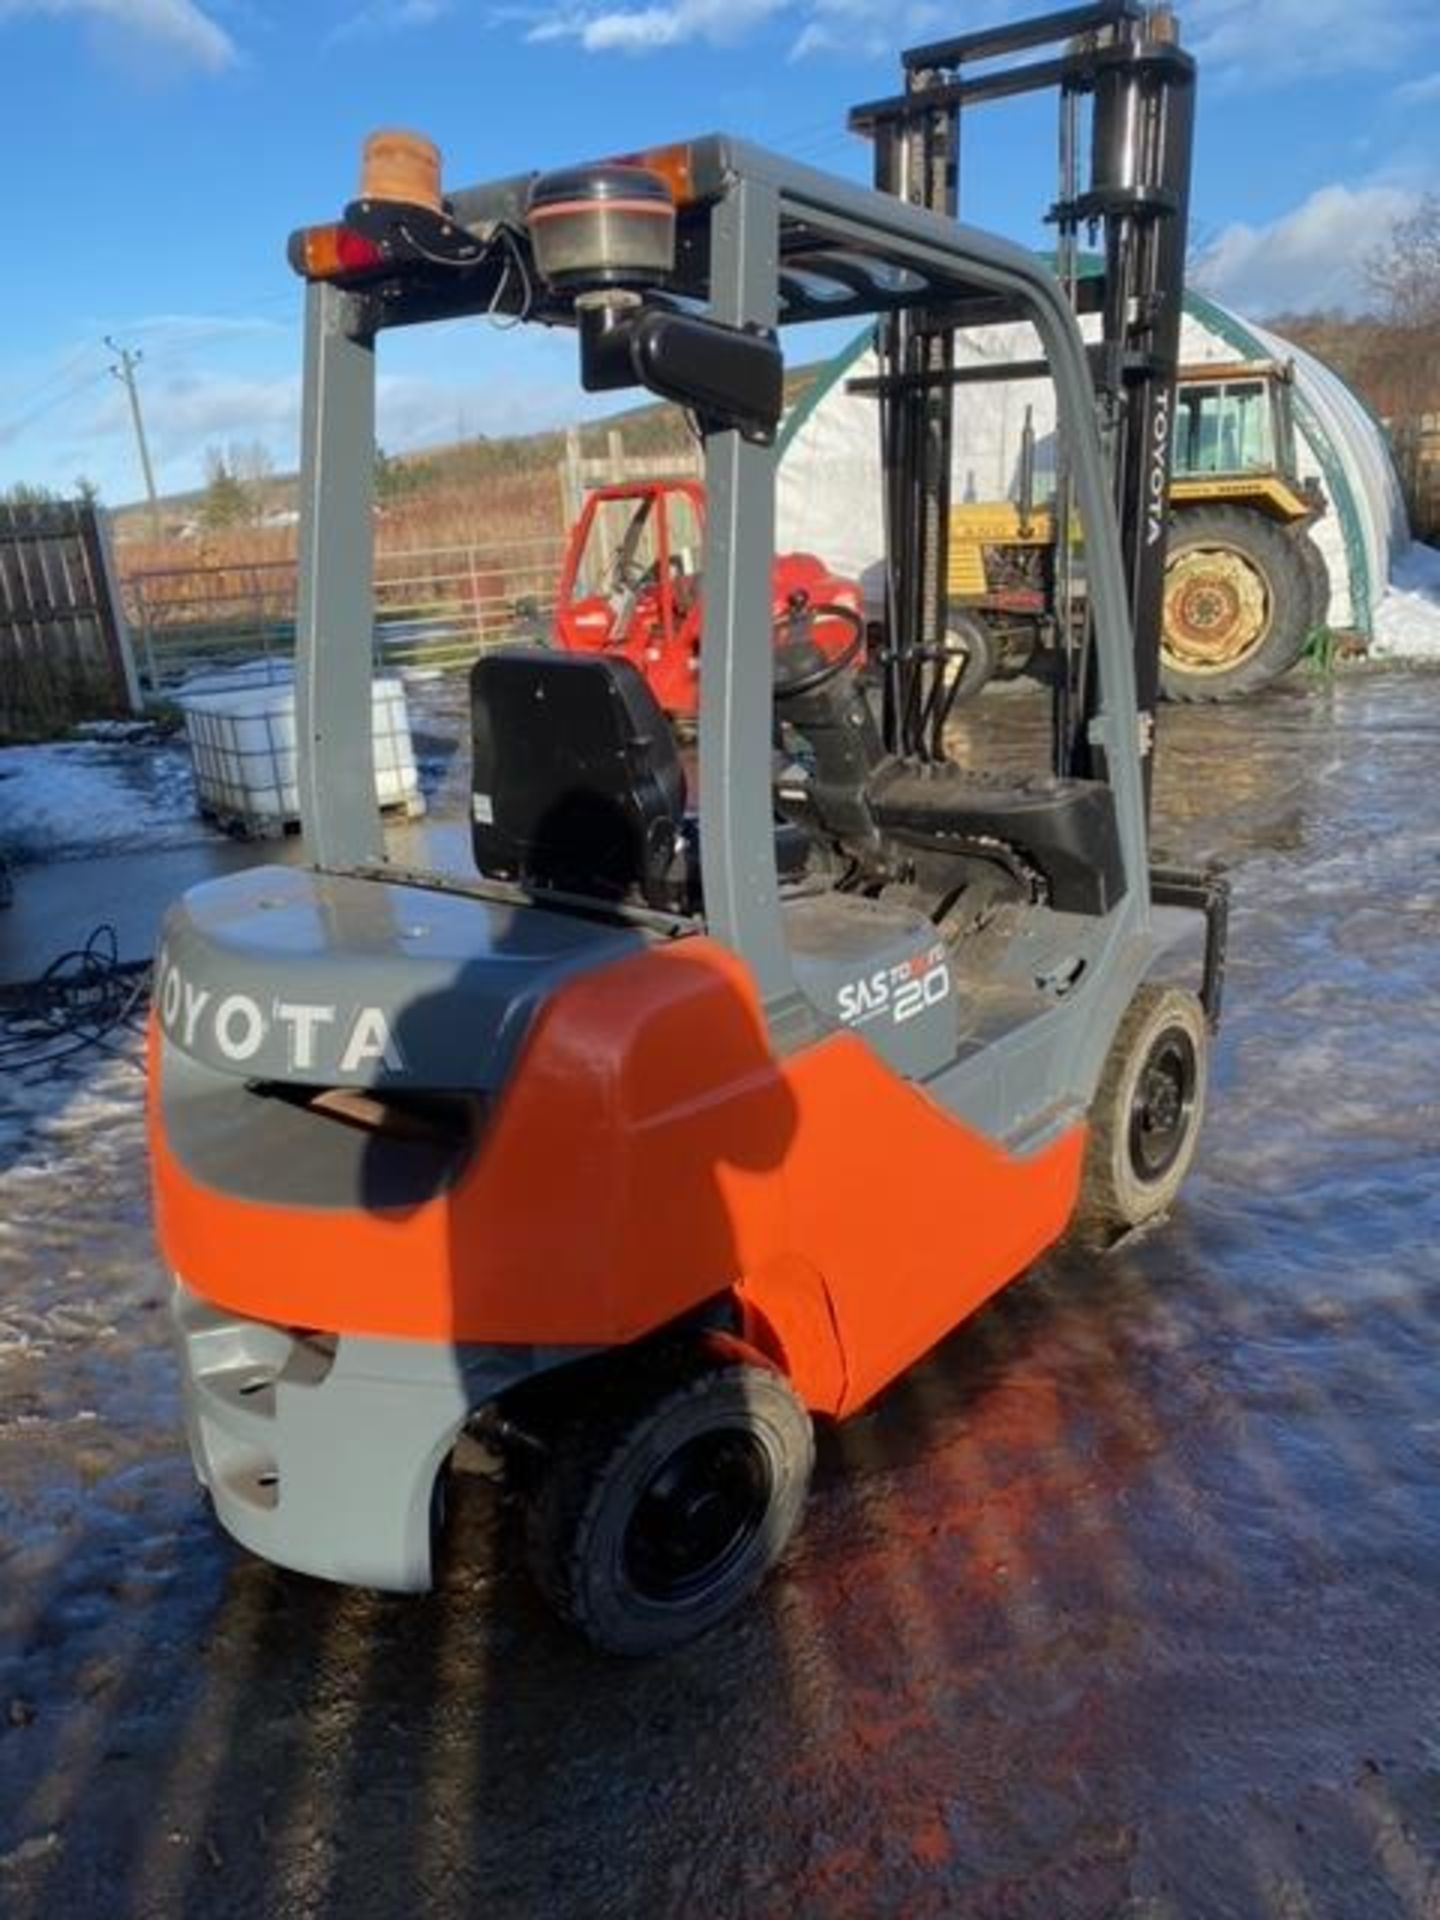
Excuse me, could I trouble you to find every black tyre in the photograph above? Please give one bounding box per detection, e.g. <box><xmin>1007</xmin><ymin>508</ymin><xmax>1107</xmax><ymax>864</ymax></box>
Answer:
<box><xmin>1160</xmin><ymin>505</ymin><xmax>1313</xmax><ymax>702</ymax></box>
<box><xmin>428</xmin><ymin>1459</ymin><xmax>453</xmax><ymax>1580</ymax></box>
<box><xmin>944</xmin><ymin>606</ymin><xmax>999</xmax><ymax>703</ymax></box>
<box><xmin>524</xmin><ymin>1347</ymin><xmax>814</xmax><ymax>1657</ymax></box>
<box><xmin>1072</xmin><ymin>984</ymin><xmax>1208</xmax><ymax>1249</ymax></box>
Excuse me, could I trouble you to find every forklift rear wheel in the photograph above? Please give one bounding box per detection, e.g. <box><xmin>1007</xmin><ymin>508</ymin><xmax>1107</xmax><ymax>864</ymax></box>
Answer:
<box><xmin>1073</xmin><ymin>984</ymin><xmax>1208</xmax><ymax>1248</ymax></box>
<box><xmin>524</xmin><ymin>1347</ymin><xmax>814</xmax><ymax>1656</ymax></box>
<box><xmin>1160</xmin><ymin>506</ymin><xmax>1311</xmax><ymax>702</ymax></box>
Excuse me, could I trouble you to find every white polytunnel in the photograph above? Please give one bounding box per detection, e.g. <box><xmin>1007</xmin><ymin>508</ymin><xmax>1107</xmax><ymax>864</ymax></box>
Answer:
<box><xmin>777</xmin><ymin>286</ymin><xmax>1440</xmax><ymax>659</ymax></box>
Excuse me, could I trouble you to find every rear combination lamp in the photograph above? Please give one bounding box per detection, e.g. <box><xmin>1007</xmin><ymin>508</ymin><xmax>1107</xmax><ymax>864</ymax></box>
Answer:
<box><xmin>526</xmin><ymin>165</ymin><xmax>676</xmax><ymax>294</ymax></box>
<box><xmin>290</xmin><ymin>222</ymin><xmax>386</xmax><ymax>282</ymax></box>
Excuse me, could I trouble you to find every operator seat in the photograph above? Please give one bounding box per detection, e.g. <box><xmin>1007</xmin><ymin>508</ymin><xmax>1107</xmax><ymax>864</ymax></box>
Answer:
<box><xmin>469</xmin><ymin>649</ymin><xmax>808</xmax><ymax>913</ymax></box>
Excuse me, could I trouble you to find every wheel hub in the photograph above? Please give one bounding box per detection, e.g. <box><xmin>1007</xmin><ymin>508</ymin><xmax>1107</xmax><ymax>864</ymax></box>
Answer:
<box><xmin>1128</xmin><ymin>1027</ymin><xmax>1198</xmax><ymax>1184</ymax></box>
<box><xmin>623</xmin><ymin>1429</ymin><xmax>771</xmax><ymax>1605</ymax></box>
<box><xmin>1163</xmin><ymin>546</ymin><xmax>1269</xmax><ymax>670</ymax></box>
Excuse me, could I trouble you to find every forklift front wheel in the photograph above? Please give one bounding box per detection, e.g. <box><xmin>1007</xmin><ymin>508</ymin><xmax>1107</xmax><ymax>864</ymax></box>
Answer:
<box><xmin>524</xmin><ymin>1347</ymin><xmax>814</xmax><ymax>1657</ymax></box>
<box><xmin>1073</xmin><ymin>984</ymin><xmax>1208</xmax><ymax>1249</ymax></box>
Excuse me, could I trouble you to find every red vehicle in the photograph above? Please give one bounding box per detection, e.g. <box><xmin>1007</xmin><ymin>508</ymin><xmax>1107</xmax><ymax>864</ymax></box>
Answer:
<box><xmin>552</xmin><ymin>477</ymin><xmax>864</xmax><ymax>718</ymax></box>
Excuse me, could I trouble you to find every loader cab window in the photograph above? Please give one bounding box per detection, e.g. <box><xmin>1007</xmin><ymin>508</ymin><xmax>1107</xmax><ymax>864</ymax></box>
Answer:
<box><xmin>572</xmin><ymin>487</ymin><xmax>702</xmax><ymax>604</ymax></box>
<box><xmin>578</xmin><ymin>494</ymin><xmax>662</xmax><ymax>600</ymax></box>
<box><xmin>1173</xmin><ymin>378</ymin><xmax>1273</xmax><ymax>477</ymax></box>
<box><xmin>664</xmin><ymin>489</ymin><xmax>701</xmax><ymax>579</ymax></box>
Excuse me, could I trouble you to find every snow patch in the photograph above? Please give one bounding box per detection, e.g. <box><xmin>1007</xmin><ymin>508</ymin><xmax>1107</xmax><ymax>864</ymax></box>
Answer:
<box><xmin>1371</xmin><ymin>542</ymin><xmax>1440</xmax><ymax>661</ymax></box>
<box><xmin>71</xmin><ymin>719</ymin><xmax>168</xmax><ymax>745</ymax></box>
<box><xmin>0</xmin><ymin>737</ymin><xmax>218</xmax><ymax>865</ymax></box>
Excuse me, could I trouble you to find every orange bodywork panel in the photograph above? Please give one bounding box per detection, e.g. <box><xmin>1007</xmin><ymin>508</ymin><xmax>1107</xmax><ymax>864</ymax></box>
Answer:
<box><xmin>151</xmin><ymin>937</ymin><xmax>1084</xmax><ymax>1418</ymax></box>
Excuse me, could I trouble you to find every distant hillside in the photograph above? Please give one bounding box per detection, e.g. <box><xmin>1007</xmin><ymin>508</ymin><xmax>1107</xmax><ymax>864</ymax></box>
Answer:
<box><xmin>111</xmin><ymin>364</ymin><xmax>827</xmax><ymax>546</ymax></box>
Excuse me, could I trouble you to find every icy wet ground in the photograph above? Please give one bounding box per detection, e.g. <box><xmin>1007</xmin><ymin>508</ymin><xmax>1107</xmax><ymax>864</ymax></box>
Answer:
<box><xmin>0</xmin><ymin>731</ymin><xmax>215</xmax><ymax>867</ymax></box>
<box><xmin>4</xmin><ymin>672</ymin><xmax>1440</xmax><ymax>1917</ymax></box>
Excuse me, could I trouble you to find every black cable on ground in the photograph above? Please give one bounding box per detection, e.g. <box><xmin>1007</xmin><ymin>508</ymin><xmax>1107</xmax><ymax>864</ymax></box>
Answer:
<box><xmin>0</xmin><ymin>924</ymin><xmax>152</xmax><ymax>1075</ymax></box>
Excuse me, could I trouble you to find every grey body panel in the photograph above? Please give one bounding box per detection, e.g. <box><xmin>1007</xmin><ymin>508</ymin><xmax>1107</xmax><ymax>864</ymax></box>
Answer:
<box><xmin>172</xmin><ymin>1281</ymin><xmax>584</xmax><ymax>1592</ymax></box>
<box><xmin>785</xmin><ymin>892</ymin><xmax>956</xmax><ymax>1081</ymax></box>
<box><xmin>159</xmin><ymin>1035</ymin><xmax>467</xmax><ymax>1210</ymax></box>
<box><xmin>154</xmin><ymin>863</ymin><xmax>646</xmax><ymax>1091</ymax></box>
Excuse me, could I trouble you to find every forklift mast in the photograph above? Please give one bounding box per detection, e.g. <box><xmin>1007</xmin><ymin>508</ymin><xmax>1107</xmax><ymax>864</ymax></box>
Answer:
<box><xmin>851</xmin><ymin>2</ymin><xmax>1196</xmax><ymax>797</ymax></box>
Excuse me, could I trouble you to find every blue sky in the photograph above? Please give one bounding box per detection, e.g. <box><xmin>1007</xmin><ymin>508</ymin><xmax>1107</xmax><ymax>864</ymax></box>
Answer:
<box><xmin>2</xmin><ymin>0</ymin><xmax>1436</xmax><ymax>504</ymax></box>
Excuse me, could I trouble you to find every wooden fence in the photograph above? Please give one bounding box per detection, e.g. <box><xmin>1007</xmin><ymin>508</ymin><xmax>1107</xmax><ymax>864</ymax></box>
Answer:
<box><xmin>0</xmin><ymin>502</ymin><xmax>138</xmax><ymax>738</ymax></box>
<box><xmin>557</xmin><ymin>425</ymin><xmax>701</xmax><ymax>526</ymax></box>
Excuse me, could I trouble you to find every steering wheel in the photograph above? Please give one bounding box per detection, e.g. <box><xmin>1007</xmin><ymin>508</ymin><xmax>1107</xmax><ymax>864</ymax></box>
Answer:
<box><xmin>773</xmin><ymin>602</ymin><xmax>867</xmax><ymax>700</ymax></box>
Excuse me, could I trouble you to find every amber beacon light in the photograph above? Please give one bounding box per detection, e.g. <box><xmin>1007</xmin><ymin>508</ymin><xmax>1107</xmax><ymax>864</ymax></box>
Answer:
<box><xmin>360</xmin><ymin>128</ymin><xmax>444</xmax><ymax>213</ymax></box>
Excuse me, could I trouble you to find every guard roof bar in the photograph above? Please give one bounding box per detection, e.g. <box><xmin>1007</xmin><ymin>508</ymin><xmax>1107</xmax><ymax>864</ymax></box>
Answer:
<box><xmin>901</xmin><ymin>0</ymin><xmax>1145</xmax><ymax>73</ymax></box>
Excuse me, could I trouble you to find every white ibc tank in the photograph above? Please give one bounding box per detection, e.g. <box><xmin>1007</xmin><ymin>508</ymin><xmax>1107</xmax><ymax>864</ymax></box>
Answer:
<box><xmin>180</xmin><ymin>674</ymin><xmax>422</xmax><ymax>835</ymax></box>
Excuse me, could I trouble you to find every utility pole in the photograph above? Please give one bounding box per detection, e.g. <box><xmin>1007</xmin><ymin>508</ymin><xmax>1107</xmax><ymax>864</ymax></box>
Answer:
<box><xmin>104</xmin><ymin>336</ymin><xmax>161</xmax><ymax>538</ymax></box>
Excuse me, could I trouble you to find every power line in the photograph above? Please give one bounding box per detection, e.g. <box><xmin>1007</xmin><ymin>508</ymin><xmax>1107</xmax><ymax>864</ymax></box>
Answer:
<box><xmin>104</xmin><ymin>336</ymin><xmax>162</xmax><ymax>539</ymax></box>
<box><xmin>0</xmin><ymin>366</ymin><xmax>110</xmax><ymax>448</ymax></box>
<box><xmin>9</xmin><ymin>344</ymin><xmax>103</xmax><ymax>409</ymax></box>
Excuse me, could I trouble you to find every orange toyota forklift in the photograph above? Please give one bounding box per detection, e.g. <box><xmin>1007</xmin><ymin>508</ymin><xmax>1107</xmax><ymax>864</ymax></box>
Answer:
<box><xmin>148</xmin><ymin>5</ymin><xmax>1225</xmax><ymax>1653</ymax></box>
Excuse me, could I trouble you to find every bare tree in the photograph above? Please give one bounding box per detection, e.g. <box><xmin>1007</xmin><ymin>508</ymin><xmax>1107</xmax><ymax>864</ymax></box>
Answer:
<box><xmin>227</xmin><ymin>440</ymin><xmax>276</xmax><ymax>520</ymax></box>
<box><xmin>228</xmin><ymin>440</ymin><xmax>274</xmax><ymax>488</ymax></box>
<box><xmin>1355</xmin><ymin>195</ymin><xmax>1440</xmax><ymax>538</ymax></box>
<box><xmin>1363</xmin><ymin>193</ymin><xmax>1440</xmax><ymax>330</ymax></box>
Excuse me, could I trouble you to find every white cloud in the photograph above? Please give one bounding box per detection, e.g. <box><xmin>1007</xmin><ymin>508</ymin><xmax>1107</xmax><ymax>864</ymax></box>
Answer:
<box><xmin>515</xmin><ymin>0</ymin><xmax>1438</xmax><ymax>76</ymax></box>
<box><xmin>1396</xmin><ymin>70</ymin><xmax>1440</xmax><ymax>104</ymax></box>
<box><xmin>1190</xmin><ymin>182</ymin><xmax>1420</xmax><ymax>316</ymax></box>
<box><xmin>126</xmin><ymin>312</ymin><xmax>291</xmax><ymax>343</ymax></box>
<box><xmin>329</xmin><ymin>0</ymin><xmax>449</xmax><ymax>42</ymax></box>
<box><xmin>99</xmin><ymin>367</ymin><xmax>536</xmax><ymax>468</ymax></box>
<box><xmin>1185</xmin><ymin>0</ymin><xmax>1435</xmax><ymax>84</ymax></box>
<box><xmin>141</xmin><ymin>372</ymin><xmax>302</xmax><ymax>453</ymax></box>
<box><xmin>789</xmin><ymin>0</ymin><xmax>938</xmax><ymax>61</ymax></box>
<box><xmin>9</xmin><ymin>353</ymin><xmax>585</xmax><ymax>500</ymax></box>
<box><xmin>0</xmin><ymin>0</ymin><xmax>237</xmax><ymax>68</ymax></box>
<box><xmin>527</xmin><ymin>0</ymin><xmax>782</xmax><ymax>52</ymax></box>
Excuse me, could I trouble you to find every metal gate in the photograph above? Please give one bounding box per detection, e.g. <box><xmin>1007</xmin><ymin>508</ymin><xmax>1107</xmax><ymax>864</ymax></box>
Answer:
<box><xmin>125</xmin><ymin>536</ymin><xmax>567</xmax><ymax>694</ymax></box>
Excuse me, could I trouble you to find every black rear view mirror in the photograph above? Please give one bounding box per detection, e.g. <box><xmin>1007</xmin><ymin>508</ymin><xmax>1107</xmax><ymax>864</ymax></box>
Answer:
<box><xmin>579</xmin><ymin>305</ymin><xmax>782</xmax><ymax>444</ymax></box>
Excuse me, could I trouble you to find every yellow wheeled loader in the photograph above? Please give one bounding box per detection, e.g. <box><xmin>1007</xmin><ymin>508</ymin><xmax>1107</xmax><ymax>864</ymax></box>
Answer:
<box><xmin>947</xmin><ymin>358</ymin><xmax>1330</xmax><ymax>702</ymax></box>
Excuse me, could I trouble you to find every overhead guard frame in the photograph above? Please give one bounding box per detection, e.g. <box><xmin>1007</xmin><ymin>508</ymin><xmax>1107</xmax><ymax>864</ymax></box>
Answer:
<box><xmin>292</xmin><ymin>137</ymin><xmax>1149</xmax><ymax>1031</ymax></box>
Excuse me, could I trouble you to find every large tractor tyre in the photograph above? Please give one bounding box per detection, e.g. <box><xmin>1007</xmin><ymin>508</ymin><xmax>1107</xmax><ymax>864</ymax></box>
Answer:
<box><xmin>524</xmin><ymin>1346</ymin><xmax>814</xmax><ymax>1657</ymax></box>
<box><xmin>1072</xmin><ymin>984</ymin><xmax>1208</xmax><ymax>1250</ymax></box>
<box><xmin>1160</xmin><ymin>506</ymin><xmax>1313</xmax><ymax>703</ymax></box>
<box><xmin>943</xmin><ymin>606</ymin><xmax>1000</xmax><ymax>704</ymax></box>
<box><xmin>1296</xmin><ymin>530</ymin><xmax>1332</xmax><ymax>636</ymax></box>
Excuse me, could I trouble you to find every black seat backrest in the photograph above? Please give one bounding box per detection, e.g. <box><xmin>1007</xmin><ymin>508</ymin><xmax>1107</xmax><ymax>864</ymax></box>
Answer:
<box><xmin>469</xmin><ymin>649</ymin><xmax>687</xmax><ymax>907</ymax></box>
